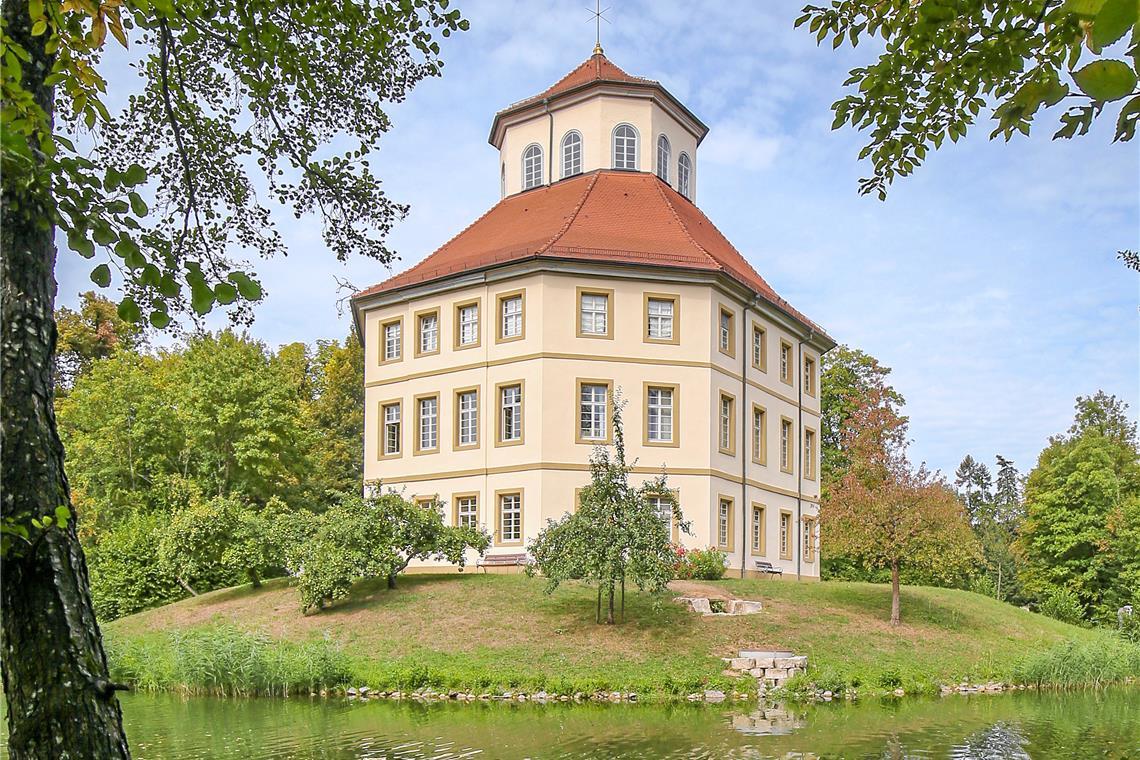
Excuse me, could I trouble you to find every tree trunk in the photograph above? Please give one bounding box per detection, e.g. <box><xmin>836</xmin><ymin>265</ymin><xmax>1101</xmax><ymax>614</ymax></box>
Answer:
<box><xmin>387</xmin><ymin>572</ymin><xmax>397</xmax><ymax>590</ymax></box>
<box><xmin>248</xmin><ymin>568</ymin><xmax>261</xmax><ymax>589</ymax></box>
<box><xmin>1</xmin><ymin>3</ymin><xmax>131</xmax><ymax>757</ymax></box>
<box><xmin>606</xmin><ymin>582</ymin><xmax>615</xmax><ymax>625</ymax></box>
<box><xmin>596</xmin><ymin>585</ymin><xmax>601</xmax><ymax>624</ymax></box>
<box><xmin>889</xmin><ymin>560</ymin><xmax>901</xmax><ymax>627</ymax></box>
<box><xmin>175</xmin><ymin>575</ymin><xmax>199</xmax><ymax>597</ymax></box>
<box><xmin>620</xmin><ymin>575</ymin><xmax>625</xmax><ymax>624</ymax></box>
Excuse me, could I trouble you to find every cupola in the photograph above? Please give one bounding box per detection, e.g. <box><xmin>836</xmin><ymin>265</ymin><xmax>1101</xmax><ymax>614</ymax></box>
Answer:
<box><xmin>489</xmin><ymin>51</ymin><xmax>708</xmax><ymax>201</ymax></box>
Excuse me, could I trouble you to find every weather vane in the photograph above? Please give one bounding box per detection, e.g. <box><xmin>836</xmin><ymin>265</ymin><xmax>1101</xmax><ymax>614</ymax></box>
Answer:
<box><xmin>588</xmin><ymin>0</ymin><xmax>610</xmax><ymax>55</ymax></box>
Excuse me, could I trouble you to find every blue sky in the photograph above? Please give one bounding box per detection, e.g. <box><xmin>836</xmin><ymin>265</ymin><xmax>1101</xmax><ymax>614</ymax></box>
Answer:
<box><xmin>57</xmin><ymin>0</ymin><xmax>1139</xmax><ymax>480</ymax></box>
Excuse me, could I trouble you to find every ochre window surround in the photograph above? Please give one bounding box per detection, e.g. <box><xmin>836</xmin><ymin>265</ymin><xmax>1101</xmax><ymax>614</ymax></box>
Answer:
<box><xmin>643</xmin><ymin>381</ymin><xmax>680</xmax><ymax>448</ymax></box>
<box><xmin>751</xmin><ymin>322</ymin><xmax>767</xmax><ymax>372</ymax></box>
<box><xmin>779</xmin><ymin>510</ymin><xmax>793</xmax><ymax>560</ymax></box>
<box><xmin>751</xmin><ymin>403</ymin><xmax>767</xmax><ymax>465</ymax></box>
<box><xmin>717</xmin><ymin>304</ymin><xmax>736</xmax><ymax>358</ymax></box>
<box><xmin>494</xmin><ymin>489</ymin><xmax>524</xmax><ymax>547</ymax></box>
<box><xmin>495</xmin><ymin>380</ymin><xmax>525</xmax><ymax>447</ymax></box>
<box><xmin>453</xmin><ymin>492</ymin><xmax>479</xmax><ymax>529</ymax></box>
<box><xmin>780</xmin><ymin>416</ymin><xmax>794</xmax><ymax>474</ymax></box>
<box><xmin>575</xmin><ymin>378</ymin><xmax>614</xmax><ymax>445</ymax></box>
<box><xmin>803</xmin><ymin>516</ymin><xmax>818</xmax><ymax>563</ymax></box>
<box><xmin>414</xmin><ymin>307</ymin><xmax>440</xmax><ymax>358</ymax></box>
<box><xmin>647</xmin><ymin>489</ymin><xmax>681</xmax><ymax>543</ymax></box>
<box><xmin>496</xmin><ymin>289</ymin><xmax>526</xmax><ymax>344</ymax></box>
<box><xmin>717</xmin><ymin>494</ymin><xmax>735</xmax><ymax>551</ymax></box>
<box><xmin>380</xmin><ymin>317</ymin><xmax>403</xmax><ymax>365</ymax></box>
<box><xmin>803</xmin><ymin>354</ymin><xmax>817</xmax><ymax>397</ymax></box>
<box><xmin>779</xmin><ymin>339</ymin><xmax>793</xmax><ymax>385</ymax></box>
<box><xmin>576</xmin><ymin>286</ymin><xmax>614</xmax><ymax>339</ymax></box>
<box><xmin>413</xmin><ymin>392</ymin><xmax>440</xmax><ymax>456</ymax></box>
<box><xmin>643</xmin><ymin>292</ymin><xmax>680</xmax><ymax>345</ymax></box>
<box><xmin>453</xmin><ymin>297</ymin><xmax>482</xmax><ymax>350</ymax></box>
<box><xmin>750</xmin><ymin>502</ymin><xmax>766</xmax><ymax>557</ymax></box>
<box><xmin>718</xmin><ymin>390</ymin><xmax>737</xmax><ymax>456</ymax></box>
<box><xmin>804</xmin><ymin>426</ymin><xmax>817</xmax><ymax>481</ymax></box>
<box><xmin>378</xmin><ymin>399</ymin><xmax>402</xmax><ymax>460</ymax></box>
<box><xmin>453</xmin><ymin>386</ymin><xmax>480</xmax><ymax>451</ymax></box>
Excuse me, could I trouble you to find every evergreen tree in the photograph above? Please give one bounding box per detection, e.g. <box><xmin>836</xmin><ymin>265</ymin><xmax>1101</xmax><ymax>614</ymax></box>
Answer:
<box><xmin>954</xmin><ymin>454</ymin><xmax>994</xmax><ymax>524</ymax></box>
<box><xmin>993</xmin><ymin>455</ymin><xmax>1023</xmax><ymax>527</ymax></box>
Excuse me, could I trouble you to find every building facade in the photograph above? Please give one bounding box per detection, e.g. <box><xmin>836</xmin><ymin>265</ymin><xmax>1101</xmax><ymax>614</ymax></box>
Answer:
<box><xmin>352</xmin><ymin>51</ymin><xmax>836</xmax><ymax>579</ymax></box>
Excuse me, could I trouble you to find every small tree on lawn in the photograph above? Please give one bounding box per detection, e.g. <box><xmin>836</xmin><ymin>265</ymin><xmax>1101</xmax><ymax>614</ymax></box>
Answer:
<box><xmin>824</xmin><ymin>387</ymin><xmax>979</xmax><ymax>626</ymax></box>
<box><xmin>297</xmin><ymin>492</ymin><xmax>489</xmax><ymax>613</ymax></box>
<box><xmin>528</xmin><ymin>397</ymin><xmax>688</xmax><ymax>624</ymax></box>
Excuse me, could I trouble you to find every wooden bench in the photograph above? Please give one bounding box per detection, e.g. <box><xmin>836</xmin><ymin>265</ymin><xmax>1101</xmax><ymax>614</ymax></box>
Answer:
<box><xmin>755</xmin><ymin>560</ymin><xmax>784</xmax><ymax>578</ymax></box>
<box><xmin>476</xmin><ymin>553</ymin><xmax>530</xmax><ymax>573</ymax></box>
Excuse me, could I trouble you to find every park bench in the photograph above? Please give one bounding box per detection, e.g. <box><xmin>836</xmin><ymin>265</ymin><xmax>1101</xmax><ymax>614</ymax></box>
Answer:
<box><xmin>755</xmin><ymin>560</ymin><xmax>784</xmax><ymax>578</ymax></box>
<box><xmin>476</xmin><ymin>553</ymin><xmax>531</xmax><ymax>573</ymax></box>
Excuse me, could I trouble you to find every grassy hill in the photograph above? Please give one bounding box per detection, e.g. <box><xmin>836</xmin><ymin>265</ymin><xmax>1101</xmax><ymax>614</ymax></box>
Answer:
<box><xmin>103</xmin><ymin>574</ymin><xmax>1140</xmax><ymax>699</ymax></box>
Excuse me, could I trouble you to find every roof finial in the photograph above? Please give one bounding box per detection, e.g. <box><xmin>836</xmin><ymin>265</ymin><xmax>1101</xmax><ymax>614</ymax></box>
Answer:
<box><xmin>588</xmin><ymin>0</ymin><xmax>609</xmax><ymax>55</ymax></box>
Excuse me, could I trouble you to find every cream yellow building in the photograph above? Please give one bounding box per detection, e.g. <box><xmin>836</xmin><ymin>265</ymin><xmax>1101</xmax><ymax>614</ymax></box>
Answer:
<box><xmin>352</xmin><ymin>51</ymin><xmax>836</xmax><ymax>579</ymax></box>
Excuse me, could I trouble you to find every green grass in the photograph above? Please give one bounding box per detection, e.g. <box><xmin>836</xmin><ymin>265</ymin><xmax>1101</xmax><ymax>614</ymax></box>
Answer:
<box><xmin>104</xmin><ymin>574</ymin><xmax>1140</xmax><ymax>699</ymax></box>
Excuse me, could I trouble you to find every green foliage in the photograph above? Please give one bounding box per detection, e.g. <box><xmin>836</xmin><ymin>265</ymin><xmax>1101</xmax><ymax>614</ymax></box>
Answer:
<box><xmin>673</xmin><ymin>547</ymin><xmax>728</xmax><ymax>580</ymax></box>
<box><xmin>307</xmin><ymin>334</ymin><xmax>365</xmax><ymax>497</ymax></box>
<box><xmin>296</xmin><ymin>493</ymin><xmax>489</xmax><ymax>613</ymax></box>
<box><xmin>88</xmin><ymin>511</ymin><xmax>183</xmax><ymax>620</ymax></box>
<box><xmin>1019</xmin><ymin>392</ymin><xmax>1140</xmax><ymax>620</ymax></box>
<box><xmin>54</xmin><ymin>291</ymin><xmax>146</xmax><ymax>391</ymax></box>
<box><xmin>1039</xmin><ymin>587</ymin><xmax>1087</xmax><ymax>625</ymax></box>
<box><xmin>797</xmin><ymin>1</ymin><xmax>1140</xmax><ymax>198</ymax></box>
<box><xmin>105</xmin><ymin>625</ymin><xmax>351</xmax><ymax>697</ymax></box>
<box><xmin>1010</xmin><ymin>635</ymin><xmax>1140</xmax><ymax>687</ymax></box>
<box><xmin>528</xmin><ymin>399</ymin><xmax>689</xmax><ymax>623</ymax></box>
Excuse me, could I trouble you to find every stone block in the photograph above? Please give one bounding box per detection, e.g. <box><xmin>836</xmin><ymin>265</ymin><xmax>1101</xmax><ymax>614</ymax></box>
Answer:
<box><xmin>774</xmin><ymin>657</ymin><xmax>806</xmax><ymax>669</ymax></box>
<box><xmin>730</xmin><ymin>657</ymin><xmax>755</xmax><ymax>670</ymax></box>
<box><xmin>753</xmin><ymin>658</ymin><xmax>775</xmax><ymax>669</ymax></box>
<box><xmin>729</xmin><ymin>600</ymin><xmax>763</xmax><ymax>615</ymax></box>
<box><xmin>765</xmin><ymin>668</ymin><xmax>789</xmax><ymax>679</ymax></box>
<box><xmin>703</xmin><ymin>689</ymin><xmax>726</xmax><ymax>703</ymax></box>
<box><xmin>748</xmin><ymin>667</ymin><xmax>767</xmax><ymax>678</ymax></box>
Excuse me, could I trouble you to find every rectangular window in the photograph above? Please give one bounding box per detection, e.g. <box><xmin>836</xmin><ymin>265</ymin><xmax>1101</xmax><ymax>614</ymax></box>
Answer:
<box><xmin>455</xmin><ymin>495</ymin><xmax>478</xmax><ymax>529</ymax></box>
<box><xmin>803</xmin><ymin>517</ymin><xmax>817</xmax><ymax>563</ymax></box>
<box><xmin>717</xmin><ymin>497</ymin><xmax>733</xmax><ymax>549</ymax></box>
<box><xmin>804</xmin><ymin>428</ymin><xmax>816</xmax><ymax>480</ymax></box>
<box><xmin>382</xmin><ymin>320</ymin><xmax>402</xmax><ymax>362</ymax></box>
<box><xmin>752</xmin><ymin>324</ymin><xmax>767</xmax><ymax>371</ymax></box>
<box><xmin>751</xmin><ymin>504</ymin><xmax>766</xmax><ymax>555</ymax></box>
<box><xmin>718</xmin><ymin>306</ymin><xmax>735</xmax><ymax>356</ymax></box>
<box><xmin>456</xmin><ymin>300</ymin><xmax>480</xmax><ymax>348</ymax></box>
<box><xmin>780</xmin><ymin>511</ymin><xmax>792</xmax><ymax>560</ymax></box>
<box><xmin>803</xmin><ymin>355</ymin><xmax>816</xmax><ymax>397</ymax></box>
<box><xmin>416</xmin><ymin>395</ymin><xmax>438</xmax><ymax>453</ymax></box>
<box><xmin>646</xmin><ymin>386</ymin><xmax>674</xmax><ymax>444</ymax></box>
<box><xmin>498</xmin><ymin>492</ymin><xmax>522</xmax><ymax>544</ymax></box>
<box><xmin>648</xmin><ymin>495</ymin><xmax>673</xmax><ymax>534</ymax></box>
<box><xmin>718</xmin><ymin>392</ymin><xmax>735</xmax><ymax>455</ymax></box>
<box><xmin>781</xmin><ymin>418</ymin><xmax>793</xmax><ymax>473</ymax></box>
<box><xmin>498</xmin><ymin>292</ymin><xmax>524</xmax><ymax>341</ymax></box>
<box><xmin>752</xmin><ymin>404</ymin><xmax>767</xmax><ymax>465</ymax></box>
<box><xmin>381</xmin><ymin>402</ymin><xmax>401</xmax><ymax>456</ymax></box>
<box><xmin>499</xmin><ymin>383</ymin><xmax>522</xmax><ymax>443</ymax></box>
<box><xmin>577</xmin><ymin>289</ymin><xmax>612</xmax><ymax>338</ymax></box>
<box><xmin>645</xmin><ymin>295</ymin><xmax>676</xmax><ymax>342</ymax></box>
<box><xmin>780</xmin><ymin>341</ymin><xmax>792</xmax><ymax>384</ymax></box>
<box><xmin>417</xmin><ymin>311</ymin><xmax>439</xmax><ymax>356</ymax></box>
<box><xmin>456</xmin><ymin>389</ymin><xmax>478</xmax><ymax>448</ymax></box>
<box><xmin>578</xmin><ymin>382</ymin><xmax>609</xmax><ymax>442</ymax></box>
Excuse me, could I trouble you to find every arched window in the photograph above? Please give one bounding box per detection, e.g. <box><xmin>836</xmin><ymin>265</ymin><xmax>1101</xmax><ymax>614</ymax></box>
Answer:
<box><xmin>561</xmin><ymin>131</ymin><xmax>583</xmax><ymax>178</ymax></box>
<box><xmin>656</xmin><ymin>135</ymin><xmax>671</xmax><ymax>182</ymax></box>
<box><xmin>677</xmin><ymin>152</ymin><xmax>692</xmax><ymax>199</ymax></box>
<box><xmin>612</xmin><ymin>124</ymin><xmax>638</xmax><ymax>170</ymax></box>
<box><xmin>522</xmin><ymin>144</ymin><xmax>544</xmax><ymax>189</ymax></box>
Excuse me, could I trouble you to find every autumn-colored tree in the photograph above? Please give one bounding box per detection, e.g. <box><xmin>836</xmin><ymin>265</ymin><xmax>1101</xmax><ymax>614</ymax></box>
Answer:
<box><xmin>823</xmin><ymin>387</ymin><xmax>980</xmax><ymax>625</ymax></box>
<box><xmin>54</xmin><ymin>291</ymin><xmax>146</xmax><ymax>391</ymax></box>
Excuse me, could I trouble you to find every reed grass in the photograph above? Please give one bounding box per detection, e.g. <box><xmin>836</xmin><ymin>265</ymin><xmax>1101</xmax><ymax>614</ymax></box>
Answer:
<box><xmin>105</xmin><ymin>624</ymin><xmax>351</xmax><ymax>697</ymax></box>
<box><xmin>1011</xmin><ymin>634</ymin><xmax>1140</xmax><ymax>689</ymax></box>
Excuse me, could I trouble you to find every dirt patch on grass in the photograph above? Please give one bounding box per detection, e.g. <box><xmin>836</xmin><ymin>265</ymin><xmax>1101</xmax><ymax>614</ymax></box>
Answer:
<box><xmin>667</xmin><ymin>580</ymin><xmax>739</xmax><ymax>600</ymax></box>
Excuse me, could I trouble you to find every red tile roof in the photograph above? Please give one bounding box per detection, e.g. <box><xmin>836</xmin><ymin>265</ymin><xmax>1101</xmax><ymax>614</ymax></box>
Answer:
<box><xmin>354</xmin><ymin>170</ymin><xmax>828</xmax><ymax>337</ymax></box>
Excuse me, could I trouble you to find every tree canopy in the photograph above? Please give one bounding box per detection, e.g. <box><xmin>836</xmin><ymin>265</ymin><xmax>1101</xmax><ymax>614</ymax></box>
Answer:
<box><xmin>798</xmin><ymin>0</ymin><xmax>1140</xmax><ymax>199</ymax></box>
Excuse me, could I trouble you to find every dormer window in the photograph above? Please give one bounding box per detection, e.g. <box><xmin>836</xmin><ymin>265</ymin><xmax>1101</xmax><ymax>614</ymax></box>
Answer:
<box><xmin>656</xmin><ymin>135</ymin><xmax>671</xmax><ymax>182</ymax></box>
<box><xmin>522</xmin><ymin>144</ymin><xmax>544</xmax><ymax>189</ymax></box>
<box><xmin>678</xmin><ymin>152</ymin><xmax>692</xmax><ymax>198</ymax></box>
<box><xmin>612</xmin><ymin>124</ymin><xmax>638</xmax><ymax>170</ymax></box>
<box><xmin>561</xmin><ymin>131</ymin><xmax>582</xmax><ymax>178</ymax></box>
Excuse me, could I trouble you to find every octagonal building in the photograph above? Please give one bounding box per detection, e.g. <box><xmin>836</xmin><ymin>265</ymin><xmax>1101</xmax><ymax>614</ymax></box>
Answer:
<box><xmin>352</xmin><ymin>50</ymin><xmax>836</xmax><ymax>579</ymax></box>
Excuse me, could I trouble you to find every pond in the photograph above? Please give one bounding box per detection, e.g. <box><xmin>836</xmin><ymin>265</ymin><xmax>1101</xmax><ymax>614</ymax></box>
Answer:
<box><xmin>4</xmin><ymin>689</ymin><xmax>1139</xmax><ymax>758</ymax></box>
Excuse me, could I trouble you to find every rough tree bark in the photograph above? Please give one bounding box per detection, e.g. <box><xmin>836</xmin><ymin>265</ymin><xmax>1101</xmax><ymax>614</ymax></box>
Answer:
<box><xmin>890</xmin><ymin>560</ymin><xmax>901</xmax><ymax>627</ymax></box>
<box><xmin>1</xmin><ymin>1</ymin><xmax>131</xmax><ymax>756</ymax></box>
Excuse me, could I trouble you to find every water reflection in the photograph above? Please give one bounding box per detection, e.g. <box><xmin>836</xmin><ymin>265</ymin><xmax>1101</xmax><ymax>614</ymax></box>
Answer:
<box><xmin>3</xmin><ymin>688</ymin><xmax>1139</xmax><ymax>759</ymax></box>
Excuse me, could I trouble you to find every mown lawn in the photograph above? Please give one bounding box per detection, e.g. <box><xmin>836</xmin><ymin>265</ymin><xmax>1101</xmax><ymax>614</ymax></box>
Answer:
<box><xmin>104</xmin><ymin>573</ymin><xmax>1134</xmax><ymax>697</ymax></box>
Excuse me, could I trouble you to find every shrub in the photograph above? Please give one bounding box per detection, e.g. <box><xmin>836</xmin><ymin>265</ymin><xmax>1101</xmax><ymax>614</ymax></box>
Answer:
<box><xmin>1118</xmin><ymin>609</ymin><xmax>1139</xmax><ymax>644</ymax></box>
<box><xmin>672</xmin><ymin>546</ymin><xmax>727</xmax><ymax>581</ymax></box>
<box><xmin>1038</xmin><ymin>587</ymin><xmax>1085</xmax><ymax>625</ymax></box>
<box><xmin>1010</xmin><ymin>635</ymin><xmax>1140</xmax><ymax>687</ymax></box>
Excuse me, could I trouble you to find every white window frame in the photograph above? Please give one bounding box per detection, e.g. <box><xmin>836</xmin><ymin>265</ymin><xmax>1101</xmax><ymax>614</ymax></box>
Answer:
<box><xmin>416</xmin><ymin>396</ymin><xmax>438</xmax><ymax>453</ymax></box>
<box><xmin>647</xmin><ymin>297</ymin><xmax>674</xmax><ymax>340</ymax></box>
<box><xmin>579</xmin><ymin>383</ymin><xmax>608</xmax><ymax>442</ymax></box>
<box><xmin>458</xmin><ymin>302</ymin><xmax>479</xmax><ymax>347</ymax></box>
<box><xmin>418</xmin><ymin>312</ymin><xmax>438</xmax><ymax>355</ymax></box>
<box><xmin>647</xmin><ymin>386</ymin><xmax>674</xmax><ymax>444</ymax></box>
<box><xmin>500</xmin><ymin>295</ymin><xmax>523</xmax><ymax>340</ymax></box>
<box><xmin>383</xmin><ymin>321</ymin><xmax>401</xmax><ymax>362</ymax></box>
<box><xmin>522</xmin><ymin>143</ymin><xmax>544</xmax><ymax>189</ymax></box>
<box><xmin>456</xmin><ymin>495</ymin><xmax>478</xmax><ymax>529</ymax></box>
<box><xmin>678</xmin><ymin>152</ymin><xmax>692</xmax><ymax>198</ymax></box>
<box><xmin>499</xmin><ymin>492</ymin><xmax>522</xmax><ymax>544</ymax></box>
<box><xmin>457</xmin><ymin>389</ymin><xmax>478</xmax><ymax>447</ymax></box>
<box><xmin>499</xmin><ymin>384</ymin><xmax>522</xmax><ymax>443</ymax></box>
<box><xmin>612</xmin><ymin>123</ymin><xmax>639</xmax><ymax>170</ymax></box>
<box><xmin>717</xmin><ymin>498</ymin><xmax>731</xmax><ymax>548</ymax></box>
<box><xmin>382</xmin><ymin>402</ymin><xmax>401</xmax><ymax>456</ymax></box>
<box><xmin>656</xmin><ymin>134</ymin><xmax>671</xmax><ymax>182</ymax></box>
<box><xmin>561</xmin><ymin>130</ymin><xmax>583</xmax><ymax>178</ymax></box>
<box><xmin>579</xmin><ymin>292</ymin><xmax>608</xmax><ymax>336</ymax></box>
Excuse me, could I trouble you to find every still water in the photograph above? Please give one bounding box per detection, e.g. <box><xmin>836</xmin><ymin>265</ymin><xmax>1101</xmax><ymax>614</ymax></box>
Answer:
<box><xmin>4</xmin><ymin>689</ymin><xmax>1140</xmax><ymax>759</ymax></box>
